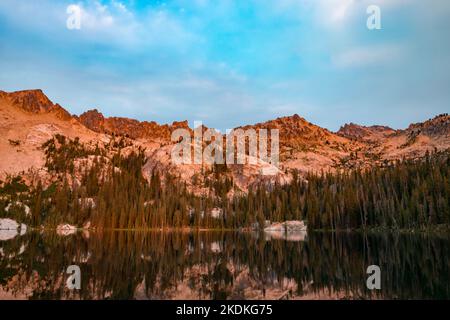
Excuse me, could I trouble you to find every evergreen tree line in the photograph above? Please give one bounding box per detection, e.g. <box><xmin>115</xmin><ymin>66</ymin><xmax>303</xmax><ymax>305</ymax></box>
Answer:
<box><xmin>1</xmin><ymin>134</ymin><xmax>449</xmax><ymax>230</ymax></box>
<box><xmin>234</xmin><ymin>150</ymin><xmax>450</xmax><ymax>230</ymax></box>
<box><xmin>304</xmin><ymin>150</ymin><xmax>450</xmax><ymax>230</ymax></box>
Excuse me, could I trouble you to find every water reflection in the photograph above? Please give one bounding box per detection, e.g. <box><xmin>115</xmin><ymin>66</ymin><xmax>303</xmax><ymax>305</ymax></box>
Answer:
<box><xmin>1</xmin><ymin>230</ymin><xmax>449</xmax><ymax>299</ymax></box>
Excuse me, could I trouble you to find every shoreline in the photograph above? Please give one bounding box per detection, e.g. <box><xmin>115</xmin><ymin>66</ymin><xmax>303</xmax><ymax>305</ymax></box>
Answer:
<box><xmin>16</xmin><ymin>225</ymin><xmax>450</xmax><ymax>235</ymax></box>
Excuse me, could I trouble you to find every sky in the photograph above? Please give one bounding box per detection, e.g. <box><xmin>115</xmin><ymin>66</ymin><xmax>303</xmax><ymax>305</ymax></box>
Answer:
<box><xmin>0</xmin><ymin>0</ymin><xmax>449</xmax><ymax>131</ymax></box>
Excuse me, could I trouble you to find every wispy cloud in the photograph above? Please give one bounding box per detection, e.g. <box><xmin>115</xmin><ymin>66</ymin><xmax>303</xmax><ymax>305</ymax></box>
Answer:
<box><xmin>0</xmin><ymin>0</ymin><xmax>449</xmax><ymax>131</ymax></box>
<box><xmin>0</xmin><ymin>0</ymin><xmax>197</xmax><ymax>50</ymax></box>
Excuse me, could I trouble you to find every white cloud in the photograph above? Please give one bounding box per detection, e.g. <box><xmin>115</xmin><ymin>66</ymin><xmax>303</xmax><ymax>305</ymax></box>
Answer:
<box><xmin>0</xmin><ymin>0</ymin><xmax>197</xmax><ymax>50</ymax></box>
<box><xmin>317</xmin><ymin>0</ymin><xmax>355</xmax><ymax>24</ymax></box>
<box><xmin>111</xmin><ymin>0</ymin><xmax>128</xmax><ymax>13</ymax></box>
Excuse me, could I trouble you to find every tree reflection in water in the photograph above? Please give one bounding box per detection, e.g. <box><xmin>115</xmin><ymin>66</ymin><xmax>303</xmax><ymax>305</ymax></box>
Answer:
<box><xmin>1</xmin><ymin>231</ymin><xmax>449</xmax><ymax>299</ymax></box>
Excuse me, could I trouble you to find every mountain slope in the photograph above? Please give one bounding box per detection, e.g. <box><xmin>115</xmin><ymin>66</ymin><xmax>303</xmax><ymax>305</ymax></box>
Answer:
<box><xmin>1</xmin><ymin>89</ymin><xmax>449</xmax><ymax>191</ymax></box>
<box><xmin>0</xmin><ymin>90</ymin><xmax>102</xmax><ymax>182</ymax></box>
<box><xmin>77</xmin><ymin>109</ymin><xmax>190</xmax><ymax>142</ymax></box>
<box><xmin>337</xmin><ymin>123</ymin><xmax>395</xmax><ymax>142</ymax></box>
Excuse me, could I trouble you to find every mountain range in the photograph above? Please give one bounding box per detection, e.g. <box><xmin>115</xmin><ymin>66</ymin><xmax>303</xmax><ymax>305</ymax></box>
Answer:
<box><xmin>1</xmin><ymin>89</ymin><xmax>449</xmax><ymax>193</ymax></box>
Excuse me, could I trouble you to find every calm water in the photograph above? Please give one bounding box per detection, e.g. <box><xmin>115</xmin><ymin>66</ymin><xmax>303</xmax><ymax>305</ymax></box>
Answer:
<box><xmin>0</xmin><ymin>230</ymin><xmax>449</xmax><ymax>300</ymax></box>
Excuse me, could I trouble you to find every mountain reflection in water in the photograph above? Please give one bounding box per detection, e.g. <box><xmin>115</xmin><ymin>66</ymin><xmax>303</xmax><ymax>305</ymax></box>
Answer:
<box><xmin>0</xmin><ymin>230</ymin><xmax>449</xmax><ymax>300</ymax></box>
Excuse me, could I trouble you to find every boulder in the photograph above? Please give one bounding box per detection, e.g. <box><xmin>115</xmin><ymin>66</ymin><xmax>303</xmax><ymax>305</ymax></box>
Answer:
<box><xmin>0</xmin><ymin>218</ymin><xmax>19</xmax><ymax>230</ymax></box>
<box><xmin>209</xmin><ymin>208</ymin><xmax>223</xmax><ymax>219</ymax></box>
<box><xmin>0</xmin><ymin>218</ymin><xmax>27</xmax><ymax>241</ymax></box>
<box><xmin>264</xmin><ymin>220</ymin><xmax>307</xmax><ymax>232</ymax></box>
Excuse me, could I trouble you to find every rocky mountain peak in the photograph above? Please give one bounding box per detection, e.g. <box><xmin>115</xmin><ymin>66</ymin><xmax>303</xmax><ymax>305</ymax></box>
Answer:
<box><xmin>407</xmin><ymin>113</ymin><xmax>450</xmax><ymax>137</ymax></box>
<box><xmin>171</xmin><ymin>120</ymin><xmax>190</xmax><ymax>130</ymax></box>
<box><xmin>78</xmin><ymin>109</ymin><xmax>191</xmax><ymax>141</ymax></box>
<box><xmin>0</xmin><ymin>89</ymin><xmax>72</xmax><ymax>120</ymax></box>
<box><xmin>78</xmin><ymin>109</ymin><xmax>106</xmax><ymax>133</ymax></box>
<box><xmin>1</xmin><ymin>89</ymin><xmax>55</xmax><ymax>113</ymax></box>
<box><xmin>337</xmin><ymin>123</ymin><xmax>394</xmax><ymax>141</ymax></box>
<box><xmin>2</xmin><ymin>88</ymin><xmax>449</xmax><ymax>185</ymax></box>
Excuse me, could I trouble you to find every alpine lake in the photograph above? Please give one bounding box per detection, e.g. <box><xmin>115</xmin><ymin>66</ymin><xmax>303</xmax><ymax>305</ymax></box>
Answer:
<box><xmin>1</xmin><ymin>228</ymin><xmax>449</xmax><ymax>299</ymax></box>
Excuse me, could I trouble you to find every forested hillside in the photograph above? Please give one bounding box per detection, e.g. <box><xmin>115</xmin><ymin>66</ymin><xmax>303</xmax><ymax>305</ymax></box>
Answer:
<box><xmin>238</xmin><ymin>150</ymin><xmax>450</xmax><ymax>231</ymax></box>
<box><xmin>1</xmin><ymin>134</ymin><xmax>449</xmax><ymax>231</ymax></box>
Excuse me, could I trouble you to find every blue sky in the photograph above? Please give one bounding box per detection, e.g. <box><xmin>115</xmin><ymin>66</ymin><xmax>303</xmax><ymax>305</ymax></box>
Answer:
<box><xmin>0</xmin><ymin>0</ymin><xmax>449</xmax><ymax>131</ymax></box>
